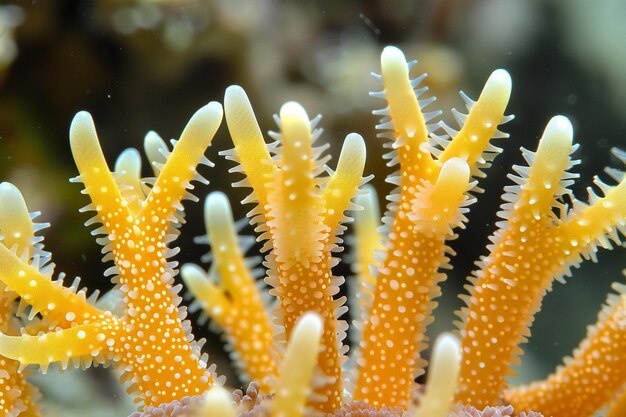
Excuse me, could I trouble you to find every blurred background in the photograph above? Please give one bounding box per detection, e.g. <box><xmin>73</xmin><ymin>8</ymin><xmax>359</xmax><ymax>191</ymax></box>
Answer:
<box><xmin>0</xmin><ymin>0</ymin><xmax>624</xmax><ymax>415</ymax></box>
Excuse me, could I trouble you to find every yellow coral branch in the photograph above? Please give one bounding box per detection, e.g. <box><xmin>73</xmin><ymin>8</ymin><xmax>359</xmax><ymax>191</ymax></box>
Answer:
<box><xmin>456</xmin><ymin>117</ymin><xmax>626</xmax><ymax>407</ymax></box>
<box><xmin>0</xmin><ymin>318</ymin><xmax>122</xmax><ymax>372</ymax></box>
<box><xmin>5</xmin><ymin>103</ymin><xmax>226</xmax><ymax>407</ymax></box>
<box><xmin>0</xmin><ymin>182</ymin><xmax>42</xmax><ymax>417</ymax></box>
<box><xmin>141</xmin><ymin>103</ymin><xmax>221</xmax><ymax>238</ymax></box>
<box><xmin>114</xmin><ymin>148</ymin><xmax>144</xmax><ymax>213</ymax></box>
<box><xmin>182</xmin><ymin>192</ymin><xmax>278</xmax><ymax>391</ymax></box>
<box><xmin>322</xmin><ymin>133</ymin><xmax>367</xmax><ymax>234</ymax></box>
<box><xmin>353</xmin><ymin>46</ymin><xmax>511</xmax><ymax>409</ymax></box>
<box><xmin>0</xmin><ymin>184</ymin><xmax>100</xmax><ymax>328</ymax></box>
<box><xmin>224</xmin><ymin>85</ymin><xmax>278</xmax><ymax>212</ymax></box>
<box><xmin>268</xmin><ymin>102</ymin><xmax>325</xmax><ymax>266</ymax></box>
<box><xmin>505</xmin><ymin>283</ymin><xmax>626</xmax><ymax>417</ymax></box>
<box><xmin>413</xmin><ymin>333</ymin><xmax>461</xmax><ymax>417</ymax></box>
<box><xmin>225</xmin><ymin>87</ymin><xmax>366</xmax><ymax>413</ymax></box>
<box><xmin>350</xmin><ymin>185</ymin><xmax>383</xmax><ymax>323</ymax></box>
<box><xmin>70</xmin><ymin>111</ymin><xmax>133</xmax><ymax>239</ymax></box>
<box><xmin>0</xmin><ymin>244</ymin><xmax>103</xmax><ymax>327</ymax></box>
<box><xmin>438</xmin><ymin>69</ymin><xmax>512</xmax><ymax>175</ymax></box>
<box><xmin>270</xmin><ymin>312</ymin><xmax>323</xmax><ymax>417</ymax></box>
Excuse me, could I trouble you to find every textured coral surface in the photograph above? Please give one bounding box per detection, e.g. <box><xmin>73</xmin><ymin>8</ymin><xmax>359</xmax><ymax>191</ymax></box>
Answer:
<box><xmin>0</xmin><ymin>45</ymin><xmax>624</xmax><ymax>417</ymax></box>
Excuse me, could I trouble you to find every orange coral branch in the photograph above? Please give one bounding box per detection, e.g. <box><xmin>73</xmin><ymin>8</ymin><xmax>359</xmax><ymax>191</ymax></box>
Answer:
<box><xmin>505</xmin><ymin>282</ymin><xmax>626</xmax><ymax>417</ymax></box>
<box><xmin>182</xmin><ymin>192</ymin><xmax>278</xmax><ymax>391</ymax></box>
<box><xmin>0</xmin><ymin>103</ymin><xmax>223</xmax><ymax>408</ymax></box>
<box><xmin>456</xmin><ymin>118</ymin><xmax>626</xmax><ymax>408</ymax></box>
<box><xmin>224</xmin><ymin>87</ymin><xmax>366</xmax><ymax>413</ymax></box>
<box><xmin>353</xmin><ymin>46</ymin><xmax>511</xmax><ymax>409</ymax></box>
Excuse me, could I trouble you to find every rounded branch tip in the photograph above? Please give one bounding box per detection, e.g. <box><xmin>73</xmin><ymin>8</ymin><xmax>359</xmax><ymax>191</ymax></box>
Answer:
<box><xmin>540</xmin><ymin>115</ymin><xmax>573</xmax><ymax>152</ymax></box>
<box><xmin>205</xmin><ymin>191</ymin><xmax>234</xmax><ymax>228</ymax></box>
<box><xmin>144</xmin><ymin>130</ymin><xmax>165</xmax><ymax>150</ymax></box>
<box><xmin>201</xmin><ymin>385</ymin><xmax>236</xmax><ymax>417</ymax></box>
<box><xmin>71</xmin><ymin>110</ymin><xmax>94</xmax><ymax>128</ymax></box>
<box><xmin>69</xmin><ymin>110</ymin><xmax>97</xmax><ymax>148</ymax></box>
<box><xmin>545</xmin><ymin>115</ymin><xmax>573</xmax><ymax>138</ymax></box>
<box><xmin>224</xmin><ymin>85</ymin><xmax>252</xmax><ymax>119</ymax></box>
<box><xmin>144</xmin><ymin>131</ymin><xmax>168</xmax><ymax>165</ymax></box>
<box><xmin>433</xmin><ymin>332</ymin><xmax>461</xmax><ymax>359</ymax></box>
<box><xmin>0</xmin><ymin>181</ymin><xmax>22</xmax><ymax>201</ymax></box>
<box><xmin>485</xmin><ymin>69</ymin><xmax>512</xmax><ymax>97</ymax></box>
<box><xmin>144</xmin><ymin>130</ymin><xmax>162</xmax><ymax>143</ymax></box>
<box><xmin>0</xmin><ymin>181</ymin><xmax>32</xmax><ymax>228</ymax></box>
<box><xmin>114</xmin><ymin>148</ymin><xmax>141</xmax><ymax>173</ymax></box>
<box><xmin>381</xmin><ymin>45</ymin><xmax>411</xmax><ymax>82</ymax></box>
<box><xmin>345</xmin><ymin>132</ymin><xmax>366</xmax><ymax>152</ymax></box>
<box><xmin>437</xmin><ymin>157</ymin><xmax>471</xmax><ymax>189</ymax></box>
<box><xmin>224</xmin><ymin>84</ymin><xmax>246</xmax><ymax>104</ymax></box>
<box><xmin>280</xmin><ymin>101</ymin><xmax>310</xmax><ymax>126</ymax></box>
<box><xmin>180</xmin><ymin>263</ymin><xmax>208</xmax><ymax>284</ymax></box>
<box><xmin>337</xmin><ymin>133</ymin><xmax>367</xmax><ymax>171</ymax></box>
<box><xmin>381</xmin><ymin>45</ymin><xmax>406</xmax><ymax>65</ymax></box>
<box><xmin>189</xmin><ymin>101</ymin><xmax>224</xmax><ymax>128</ymax></box>
<box><xmin>295</xmin><ymin>311</ymin><xmax>323</xmax><ymax>339</ymax></box>
<box><xmin>224</xmin><ymin>85</ymin><xmax>265</xmax><ymax>147</ymax></box>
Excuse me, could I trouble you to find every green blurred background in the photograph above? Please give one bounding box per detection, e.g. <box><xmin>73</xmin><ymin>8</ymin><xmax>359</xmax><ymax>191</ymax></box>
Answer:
<box><xmin>0</xmin><ymin>1</ymin><xmax>624</xmax><ymax>415</ymax></box>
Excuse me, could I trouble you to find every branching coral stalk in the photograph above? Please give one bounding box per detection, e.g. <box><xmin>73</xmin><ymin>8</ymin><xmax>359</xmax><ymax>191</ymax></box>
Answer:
<box><xmin>0</xmin><ymin>45</ymin><xmax>624</xmax><ymax>417</ymax></box>
<box><xmin>0</xmin><ymin>183</ymin><xmax>42</xmax><ymax>417</ymax></box>
<box><xmin>455</xmin><ymin>119</ymin><xmax>626</xmax><ymax>408</ymax></box>
<box><xmin>0</xmin><ymin>103</ymin><xmax>223</xmax><ymax>407</ymax></box>
<box><xmin>352</xmin><ymin>46</ymin><xmax>512</xmax><ymax>408</ymax></box>
<box><xmin>181</xmin><ymin>192</ymin><xmax>279</xmax><ymax>391</ymax></box>
<box><xmin>224</xmin><ymin>87</ymin><xmax>366</xmax><ymax>413</ymax></box>
<box><xmin>505</xmin><ymin>280</ymin><xmax>626</xmax><ymax>417</ymax></box>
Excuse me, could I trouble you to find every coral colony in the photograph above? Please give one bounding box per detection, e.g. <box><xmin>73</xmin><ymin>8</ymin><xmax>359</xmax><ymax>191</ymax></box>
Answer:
<box><xmin>0</xmin><ymin>46</ymin><xmax>624</xmax><ymax>417</ymax></box>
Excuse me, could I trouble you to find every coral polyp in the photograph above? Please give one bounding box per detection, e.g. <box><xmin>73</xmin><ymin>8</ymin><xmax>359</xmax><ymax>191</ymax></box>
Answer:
<box><xmin>0</xmin><ymin>46</ymin><xmax>625</xmax><ymax>417</ymax></box>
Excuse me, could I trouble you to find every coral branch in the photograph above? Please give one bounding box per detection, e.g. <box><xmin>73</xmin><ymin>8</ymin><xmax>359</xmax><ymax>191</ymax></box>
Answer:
<box><xmin>322</xmin><ymin>133</ymin><xmax>367</xmax><ymax>234</ymax></box>
<box><xmin>0</xmin><ymin>183</ymin><xmax>42</xmax><ymax>417</ymax></box>
<box><xmin>270</xmin><ymin>312</ymin><xmax>323</xmax><ymax>417</ymax></box>
<box><xmin>456</xmin><ymin>116</ymin><xmax>626</xmax><ymax>407</ymax></box>
<box><xmin>141</xmin><ymin>103</ymin><xmax>222</xmax><ymax>237</ymax></box>
<box><xmin>0</xmin><ymin>318</ymin><xmax>122</xmax><ymax>371</ymax></box>
<box><xmin>505</xmin><ymin>282</ymin><xmax>626</xmax><ymax>417</ymax></box>
<box><xmin>182</xmin><ymin>192</ymin><xmax>278</xmax><ymax>391</ymax></box>
<box><xmin>224</xmin><ymin>85</ymin><xmax>278</xmax><ymax>212</ymax></box>
<box><xmin>70</xmin><ymin>111</ymin><xmax>133</xmax><ymax>239</ymax></box>
<box><xmin>225</xmin><ymin>87</ymin><xmax>366</xmax><ymax>413</ymax></box>
<box><xmin>2</xmin><ymin>103</ymin><xmax>226</xmax><ymax>407</ymax></box>
<box><xmin>438</xmin><ymin>69</ymin><xmax>512</xmax><ymax>176</ymax></box>
<box><xmin>349</xmin><ymin>185</ymin><xmax>383</xmax><ymax>332</ymax></box>
<box><xmin>353</xmin><ymin>46</ymin><xmax>510</xmax><ymax>409</ymax></box>
<box><xmin>413</xmin><ymin>334</ymin><xmax>461</xmax><ymax>417</ymax></box>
